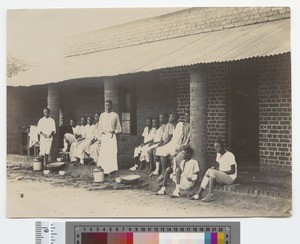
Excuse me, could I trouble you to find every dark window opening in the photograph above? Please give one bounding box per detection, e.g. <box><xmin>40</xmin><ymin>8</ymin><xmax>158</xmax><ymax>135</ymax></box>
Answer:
<box><xmin>120</xmin><ymin>81</ymin><xmax>137</xmax><ymax>135</ymax></box>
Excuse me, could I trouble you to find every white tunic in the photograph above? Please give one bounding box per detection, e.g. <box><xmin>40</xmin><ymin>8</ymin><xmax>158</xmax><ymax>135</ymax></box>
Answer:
<box><xmin>172</xmin><ymin>159</ymin><xmax>199</xmax><ymax>190</ymax></box>
<box><xmin>37</xmin><ymin>116</ymin><xmax>56</xmax><ymax>155</ymax></box>
<box><xmin>72</xmin><ymin>125</ymin><xmax>81</xmax><ymax>135</ymax></box>
<box><xmin>37</xmin><ymin>117</ymin><xmax>56</xmax><ymax>141</ymax></box>
<box><xmin>216</xmin><ymin>151</ymin><xmax>237</xmax><ymax>180</ymax></box>
<box><xmin>97</xmin><ymin>111</ymin><xmax>121</xmax><ymax>174</ymax></box>
<box><xmin>156</xmin><ymin>122</ymin><xmax>184</xmax><ymax>157</ymax></box>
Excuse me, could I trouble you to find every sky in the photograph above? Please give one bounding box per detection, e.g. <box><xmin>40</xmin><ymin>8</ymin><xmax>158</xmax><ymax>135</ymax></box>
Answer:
<box><xmin>7</xmin><ymin>8</ymin><xmax>186</xmax><ymax>65</ymax></box>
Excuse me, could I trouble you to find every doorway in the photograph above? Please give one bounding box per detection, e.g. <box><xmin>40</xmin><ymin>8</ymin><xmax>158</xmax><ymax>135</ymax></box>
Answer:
<box><xmin>229</xmin><ymin>71</ymin><xmax>259</xmax><ymax>171</ymax></box>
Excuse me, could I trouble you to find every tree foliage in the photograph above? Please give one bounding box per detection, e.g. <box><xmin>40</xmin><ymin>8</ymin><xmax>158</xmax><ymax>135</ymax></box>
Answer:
<box><xmin>7</xmin><ymin>55</ymin><xmax>30</xmax><ymax>78</ymax></box>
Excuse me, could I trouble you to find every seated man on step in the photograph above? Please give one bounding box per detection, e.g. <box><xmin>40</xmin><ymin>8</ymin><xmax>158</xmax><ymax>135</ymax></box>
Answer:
<box><xmin>129</xmin><ymin>117</ymin><xmax>155</xmax><ymax>172</ymax></box>
<box><xmin>190</xmin><ymin>139</ymin><xmax>237</xmax><ymax>202</ymax></box>
<box><xmin>69</xmin><ymin>116</ymin><xmax>87</xmax><ymax>162</ymax></box>
<box><xmin>62</xmin><ymin>119</ymin><xmax>80</xmax><ymax>152</ymax></box>
<box><xmin>155</xmin><ymin>112</ymin><xmax>185</xmax><ymax>181</ymax></box>
<box><xmin>155</xmin><ymin>146</ymin><xmax>199</xmax><ymax>198</ymax></box>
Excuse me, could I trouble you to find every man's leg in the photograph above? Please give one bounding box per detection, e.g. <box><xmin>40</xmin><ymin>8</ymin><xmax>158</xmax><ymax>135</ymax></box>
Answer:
<box><xmin>157</xmin><ymin>156</ymin><xmax>168</xmax><ymax>181</ymax></box>
<box><xmin>171</xmin><ymin>167</ymin><xmax>182</xmax><ymax>197</ymax></box>
<box><xmin>44</xmin><ymin>154</ymin><xmax>49</xmax><ymax>167</ymax></box>
<box><xmin>191</xmin><ymin>169</ymin><xmax>211</xmax><ymax>200</ymax></box>
<box><xmin>150</xmin><ymin>150</ymin><xmax>160</xmax><ymax>176</ymax></box>
<box><xmin>156</xmin><ymin>167</ymin><xmax>172</xmax><ymax>195</ymax></box>
<box><xmin>130</xmin><ymin>147</ymin><xmax>141</xmax><ymax>171</ymax></box>
<box><xmin>201</xmin><ymin>170</ymin><xmax>234</xmax><ymax>202</ymax></box>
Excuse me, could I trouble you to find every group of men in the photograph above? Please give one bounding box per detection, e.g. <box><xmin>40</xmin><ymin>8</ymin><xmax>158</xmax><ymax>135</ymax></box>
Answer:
<box><xmin>130</xmin><ymin>112</ymin><xmax>237</xmax><ymax>202</ymax></box>
<box><xmin>37</xmin><ymin>100</ymin><xmax>121</xmax><ymax>174</ymax></box>
<box><xmin>37</xmin><ymin>104</ymin><xmax>237</xmax><ymax>202</ymax></box>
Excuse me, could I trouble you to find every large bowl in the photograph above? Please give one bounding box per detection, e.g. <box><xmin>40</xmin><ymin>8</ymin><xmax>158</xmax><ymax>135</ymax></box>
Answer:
<box><xmin>116</xmin><ymin>174</ymin><xmax>141</xmax><ymax>184</ymax></box>
<box><xmin>47</xmin><ymin>162</ymin><xmax>65</xmax><ymax>171</ymax></box>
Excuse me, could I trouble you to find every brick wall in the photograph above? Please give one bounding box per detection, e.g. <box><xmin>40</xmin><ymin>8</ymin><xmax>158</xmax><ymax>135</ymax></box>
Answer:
<box><xmin>159</xmin><ymin>69</ymin><xmax>190</xmax><ymax>121</ymax></box>
<box><xmin>258</xmin><ymin>54</ymin><xmax>291</xmax><ymax>173</ymax></box>
<box><xmin>64</xmin><ymin>7</ymin><xmax>290</xmax><ymax>57</ymax></box>
<box><xmin>7</xmin><ymin>86</ymin><xmax>47</xmax><ymax>154</ymax></box>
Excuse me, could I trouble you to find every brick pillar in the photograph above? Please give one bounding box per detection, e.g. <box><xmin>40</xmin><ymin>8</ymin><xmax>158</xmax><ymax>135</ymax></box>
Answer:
<box><xmin>103</xmin><ymin>78</ymin><xmax>120</xmax><ymax>115</ymax></box>
<box><xmin>47</xmin><ymin>85</ymin><xmax>60</xmax><ymax>158</ymax></box>
<box><xmin>189</xmin><ymin>65</ymin><xmax>208</xmax><ymax>175</ymax></box>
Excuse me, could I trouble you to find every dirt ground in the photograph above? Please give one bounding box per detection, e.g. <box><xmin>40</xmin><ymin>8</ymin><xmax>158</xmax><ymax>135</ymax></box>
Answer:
<box><xmin>6</xmin><ymin>162</ymin><xmax>291</xmax><ymax>218</ymax></box>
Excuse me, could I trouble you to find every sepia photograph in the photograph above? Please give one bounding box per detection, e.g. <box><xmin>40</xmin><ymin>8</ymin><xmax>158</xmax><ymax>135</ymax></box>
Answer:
<box><xmin>6</xmin><ymin>7</ymin><xmax>291</xmax><ymax>218</ymax></box>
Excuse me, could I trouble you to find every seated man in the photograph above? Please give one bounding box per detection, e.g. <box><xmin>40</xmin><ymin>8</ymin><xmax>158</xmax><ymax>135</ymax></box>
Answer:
<box><xmin>190</xmin><ymin>140</ymin><xmax>237</xmax><ymax>202</ymax></box>
<box><xmin>74</xmin><ymin>116</ymin><xmax>95</xmax><ymax>164</ymax></box>
<box><xmin>155</xmin><ymin>147</ymin><xmax>199</xmax><ymax>198</ymax></box>
<box><xmin>170</xmin><ymin>111</ymin><xmax>191</xmax><ymax>169</ymax></box>
<box><xmin>129</xmin><ymin>117</ymin><xmax>155</xmax><ymax>172</ymax></box>
<box><xmin>150</xmin><ymin>114</ymin><xmax>173</xmax><ymax>176</ymax></box>
<box><xmin>89</xmin><ymin>113</ymin><xmax>102</xmax><ymax>163</ymax></box>
<box><xmin>140</xmin><ymin>114</ymin><xmax>169</xmax><ymax>174</ymax></box>
<box><xmin>69</xmin><ymin>116</ymin><xmax>87</xmax><ymax>162</ymax></box>
<box><xmin>62</xmin><ymin>119</ymin><xmax>80</xmax><ymax>151</ymax></box>
<box><xmin>155</xmin><ymin>112</ymin><xmax>185</xmax><ymax>181</ymax></box>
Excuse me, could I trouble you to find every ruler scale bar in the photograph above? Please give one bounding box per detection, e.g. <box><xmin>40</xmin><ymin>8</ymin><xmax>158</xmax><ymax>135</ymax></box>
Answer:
<box><xmin>36</xmin><ymin>222</ymin><xmax>240</xmax><ymax>244</ymax></box>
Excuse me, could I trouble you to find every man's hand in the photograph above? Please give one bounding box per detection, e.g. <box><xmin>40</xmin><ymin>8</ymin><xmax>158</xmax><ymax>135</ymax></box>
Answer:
<box><xmin>109</xmin><ymin>131</ymin><xmax>115</xmax><ymax>138</ymax></box>
<box><xmin>187</xmin><ymin>177</ymin><xmax>194</xmax><ymax>182</ymax></box>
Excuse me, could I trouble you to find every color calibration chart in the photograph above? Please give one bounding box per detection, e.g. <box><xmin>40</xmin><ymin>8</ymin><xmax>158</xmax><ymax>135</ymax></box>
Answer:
<box><xmin>36</xmin><ymin>221</ymin><xmax>240</xmax><ymax>244</ymax></box>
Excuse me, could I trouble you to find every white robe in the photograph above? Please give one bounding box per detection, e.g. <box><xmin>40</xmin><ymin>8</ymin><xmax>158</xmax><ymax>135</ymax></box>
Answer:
<box><xmin>37</xmin><ymin>116</ymin><xmax>56</xmax><ymax>156</ymax></box>
<box><xmin>75</xmin><ymin>124</ymin><xmax>96</xmax><ymax>163</ymax></box>
<box><xmin>134</xmin><ymin>127</ymin><xmax>155</xmax><ymax>158</ymax></box>
<box><xmin>96</xmin><ymin>111</ymin><xmax>121</xmax><ymax>174</ymax></box>
<box><xmin>156</xmin><ymin>122</ymin><xmax>184</xmax><ymax>157</ymax></box>
<box><xmin>69</xmin><ymin>125</ymin><xmax>88</xmax><ymax>161</ymax></box>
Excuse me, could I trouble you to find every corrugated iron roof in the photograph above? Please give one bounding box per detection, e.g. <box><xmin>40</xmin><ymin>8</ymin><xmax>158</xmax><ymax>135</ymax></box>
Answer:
<box><xmin>8</xmin><ymin>19</ymin><xmax>290</xmax><ymax>87</ymax></box>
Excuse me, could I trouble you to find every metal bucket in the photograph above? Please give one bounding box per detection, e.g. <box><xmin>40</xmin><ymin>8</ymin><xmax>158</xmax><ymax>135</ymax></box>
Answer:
<box><xmin>33</xmin><ymin>157</ymin><xmax>42</xmax><ymax>171</ymax></box>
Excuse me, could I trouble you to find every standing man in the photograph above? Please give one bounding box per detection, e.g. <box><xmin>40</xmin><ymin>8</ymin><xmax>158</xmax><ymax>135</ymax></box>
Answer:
<box><xmin>37</xmin><ymin>108</ymin><xmax>56</xmax><ymax>168</ymax></box>
<box><xmin>190</xmin><ymin>140</ymin><xmax>237</xmax><ymax>202</ymax></box>
<box><xmin>97</xmin><ymin>100</ymin><xmax>121</xmax><ymax>175</ymax></box>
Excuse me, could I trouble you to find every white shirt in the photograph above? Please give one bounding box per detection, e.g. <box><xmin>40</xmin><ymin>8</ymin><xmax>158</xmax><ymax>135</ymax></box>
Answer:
<box><xmin>142</xmin><ymin>127</ymin><xmax>155</xmax><ymax>143</ymax></box>
<box><xmin>181</xmin><ymin>123</ymin><xmax>191</xmax><ymax>147</ymax></box>
<box><xmin>216</xmin><ymin>151</ymin><xmax>237</xmax><ymax>180</ymax></box>
<box><xmin>179</xmin><ymin>159</ymin><xmax>199</xmax><ymax>181</ymax></box>
<box><xmin>170</xmin><ymin>122</ymin><xmax>184</xmax><ymax>145</ymax></box>
<box><xmin>153</xmin><ymin>125</ymin><xmax>165</xmax><ymax>143</ymax></box>
<box><xmin>85</xmin><ymin>124</ymin><xmax>95</xmax><ymax>140</ymax></box>
<box><xmin>79</xmin><ymin>125</ymin><xmax>88</xmax><ymax>138</ymax></box>
<box><xmin>72</xmin><ymin>125</ymin><xmax>81</xmax><ymax>135</ymax></box>
<box><xmin>98</xmin><ymin>111</ymin><xmax>121</xmax><ymax>135</ymax></box>
<box><xmin>162</xmin><ymin>123</ymin><xmax>173</xmax><ymax>141</ymax></box>
<box><xmin>37</xmin><ymin>116</ymin><xmax>56</xmax><ymax>141</ymax></box>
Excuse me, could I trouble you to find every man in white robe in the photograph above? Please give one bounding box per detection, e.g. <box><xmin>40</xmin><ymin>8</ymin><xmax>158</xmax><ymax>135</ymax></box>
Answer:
<box><xmin>156</xmin><ymin>112</ymin><xmax>185</xmax><ymax>181</ymax></box>
<box><xmin>97</xmin><ymin>100</ymin><xmax>121</xmax><ymax>174</ymax></box>
<box><xmin>74</xmin><ymin>116</ymin><xmax>95</xmax><ymax>164</ymax></box>
<box><xmin>87</xmin><ymin>113</ymin><xmax>101</xmax><ymax>163</ymax></box>
<box><xmin>62</xmin><ymin>119</ymin><xmax>80</xmax><ymax>151</ymax></box>
<box><xmin>69</xmin><ymin>116</ymin><xmax>87</xmax><ymax>162</ymax></box>
<box><xmin>129</xmin><ymin>117</ymin><xmax>155</xmax><ymax>172</ymax></box>
<box><xmin>37</xmin><ymin>108</ymin><xmax>56</xmax><ymax>168</ymax></box>
<box><xmin>139</xmin><ymin>114</ymin><xmax>167</xmax><ymax>174</ymax></box>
